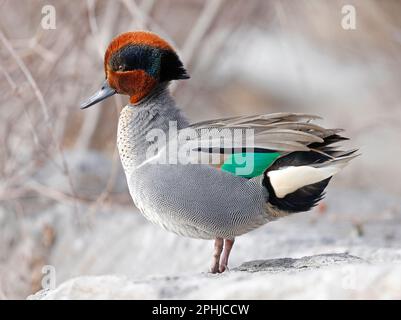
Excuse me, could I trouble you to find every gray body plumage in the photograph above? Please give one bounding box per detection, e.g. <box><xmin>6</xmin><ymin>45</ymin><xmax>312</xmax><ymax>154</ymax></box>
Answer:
<box><xmin>117</xmin><ymin>85</ymin><xmax>356</xmax><ymax>240</ymax></box>
<box><xmin>117</xmin><ymin>86</ymin><xmax>273</xmax><ymax>239</ymax></box>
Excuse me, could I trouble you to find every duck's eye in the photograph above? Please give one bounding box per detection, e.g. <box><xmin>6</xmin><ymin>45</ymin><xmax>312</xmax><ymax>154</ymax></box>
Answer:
<box><xmin>118</xmin><ymin>65</ymin><xmax>125</xmax><ymax>71</ymax></box>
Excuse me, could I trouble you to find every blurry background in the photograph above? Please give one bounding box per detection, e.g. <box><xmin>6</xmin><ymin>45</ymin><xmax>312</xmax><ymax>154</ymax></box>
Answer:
<box><xmin>0</xmin><ymin>0</ymin><xmax>400</xmax><ymax>299</ymax></box>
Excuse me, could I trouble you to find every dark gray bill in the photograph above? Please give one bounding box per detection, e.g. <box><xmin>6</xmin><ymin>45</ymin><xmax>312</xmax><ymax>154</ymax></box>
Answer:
<box><xmin>80</xmin><ymin>80</ymin><xmax>116</xmax><ymax>109</ymax></box>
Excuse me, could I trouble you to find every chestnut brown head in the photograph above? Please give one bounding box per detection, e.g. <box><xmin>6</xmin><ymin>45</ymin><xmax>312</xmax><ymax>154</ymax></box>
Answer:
<box><xmin>81</xmin><ymin>31</ymin><xmax>189</xmax><ymax>109</ymax></box>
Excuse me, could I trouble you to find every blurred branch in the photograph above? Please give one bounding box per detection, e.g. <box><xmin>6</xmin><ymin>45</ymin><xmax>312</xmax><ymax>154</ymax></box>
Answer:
<box><xmin>120</xmin><ymin>0</ymin><xmax>176</xmax><ymax>46</ymax></box>
<box><xmin>0</xmin><ymin>28</ymin><xmax>80</xmax><ymax>221</ymax></box>
<box><xmin>85</xmin><ymin>145</ymin><xmax>121</xmax><ymax>222</ymax></box>
<box><xmin>140</xmin><ymin>0</ymin><xmax>155</xmax><ymax>17</ymax></box>
<box><xmin>121</xmin><ymin>0</ymin><xmax>147</xmax><ymax>29</ymax></box>
<box><xmin>181</xmin><ymin>0</ymin><xmax>224</xmax><ymax>66</ymax></box>
<box><xmin>86</xmin><ymin>0</ymin><xmax>104</xmax><ymax>56</ymax></box>
<box><xmin>0</xmin><ymin>62</ymin><xmax>17</xmax><ymax>90</ymax></box>
<box><xmin>0</xmin><ymin>180</ymin><xmax>128</xmax><ymax>212</ymax></box>
<box><xmin>30</xmin><ymin>40</ymin><xmax>57</xmax><ymax>64</ymax></box>
<box><xmin>75</xmin><ymin>0</ymin><xmax>105</xmax><ymax>151</ymax></box>
<box><xmin>0</xmin><ymin>29</ymin><xmax>50</xmax><ymax>121</ymax></box>
<box><xmin>171</xmin><ymin>0</ymin><xmax>224</xmax><ymax>93</ymax></box>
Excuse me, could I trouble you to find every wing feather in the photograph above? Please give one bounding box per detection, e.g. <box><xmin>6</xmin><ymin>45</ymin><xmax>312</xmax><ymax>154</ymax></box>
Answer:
<box><xmin>171</xmin><ymin>113</ymin><xmax>352</xmax><ymax>168</ymax></box>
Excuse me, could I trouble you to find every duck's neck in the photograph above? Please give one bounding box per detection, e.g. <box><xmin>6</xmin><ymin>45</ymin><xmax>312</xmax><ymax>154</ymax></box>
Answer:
<box><xmin>117</xmin><ymin>84</ymin><xmax>189</xmax><ymax>175</ymax></box>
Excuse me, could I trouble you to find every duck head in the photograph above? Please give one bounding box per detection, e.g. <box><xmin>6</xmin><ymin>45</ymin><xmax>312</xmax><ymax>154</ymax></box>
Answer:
<box><xmin>81</xmin><ymin>31</ymin><xmax>189</xmax><ymax>109</ymax></box>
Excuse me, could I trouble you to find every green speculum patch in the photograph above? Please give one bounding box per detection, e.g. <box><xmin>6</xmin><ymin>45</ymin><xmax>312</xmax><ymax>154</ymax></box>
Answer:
<box><xmin>221</xmin><ymin>152</ymin><xmax>281</xmax><ymax>178</ymax></box>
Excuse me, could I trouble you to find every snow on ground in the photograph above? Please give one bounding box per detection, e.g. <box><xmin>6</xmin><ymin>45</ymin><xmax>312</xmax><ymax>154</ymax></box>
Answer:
<box><xmin>20</xmin><ymin>185</ymin><xmax>401</xmax><ymax>300</ymax></box>
<box><xmin>29</xmin><ymin>255</ymin><xmax>401</xmax><ymax>299</ymax></box>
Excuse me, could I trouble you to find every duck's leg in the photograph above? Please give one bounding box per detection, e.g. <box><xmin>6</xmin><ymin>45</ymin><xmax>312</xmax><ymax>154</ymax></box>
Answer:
<box><xmin>209</xmin><ymin>238</ymin><xmax>223</xmax><ymax>273</ymax></box>
<box><xmin>219</xmin><ymin>238</ymin><xmax>235</xmax><ymax>273</ymax></box>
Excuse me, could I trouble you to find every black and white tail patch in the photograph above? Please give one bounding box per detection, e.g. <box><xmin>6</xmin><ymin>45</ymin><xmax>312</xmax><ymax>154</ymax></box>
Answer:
<box><xmin>262</xmin><ymin>151</ymin><xmax>353</xmax><ymax>213</ymax></box>
<box><xmin>263</xmin><ymin>173</ymin><xmax>331</xmax><ymax>213</ymax></box>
